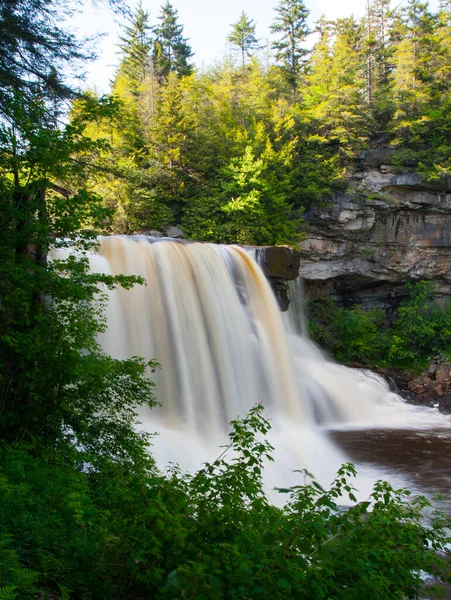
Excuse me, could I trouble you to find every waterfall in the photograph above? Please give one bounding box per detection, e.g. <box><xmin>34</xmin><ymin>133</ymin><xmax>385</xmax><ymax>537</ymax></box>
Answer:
<box><xmin>52</xmin><ymin>236</ymin><xmax>448</xmax><ymax>491</ymax></box>
<box><xmin>286</xmin><ymin>276</ymin><xmax>309</xmax><ymax>337</ymax></box>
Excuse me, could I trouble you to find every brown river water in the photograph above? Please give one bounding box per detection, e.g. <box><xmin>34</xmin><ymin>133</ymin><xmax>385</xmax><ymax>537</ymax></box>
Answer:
<box><xmin>331</xmin><ymin>426</ymin><xmax>451</xmax><ymax>511</ymax></box>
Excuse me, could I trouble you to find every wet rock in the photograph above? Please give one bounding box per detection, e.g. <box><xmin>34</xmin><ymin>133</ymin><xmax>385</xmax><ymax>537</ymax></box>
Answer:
<box><xmin>133</xmin><ymin>229</ymin><xmax>164</xmax><ymax>237</ymax></box>
<box><xmin>385</xmin><ymin>361</ymin><xmax>451</xmax><ymax>407</ymax></box>
<box><xmin>257</xmin><ymin>246</ymin><xmax>301</xmax><ymax>281</ymax></box>
<box><xmin>256</xmin><ymin>246</ymin><xmax>301</xmax><ymax>311</ymax></box>
<box><xmin>438</xmin><ymin>393</ymin><xmax>451</xmax><ymax>414</ymax></box>
<box><xmin>436</xmin><ymin>364</ymin><xmax>450</xmax><ymax>383</ymax></box>
<box><xmin>427</xmin><ymin>362</ymin><xmax>437</xmax><ymax>377</ymax></box>
<box><xmin>165</xmin><ymin>226</ymin><xmax>184</xmax><ymax>238</ymax></box>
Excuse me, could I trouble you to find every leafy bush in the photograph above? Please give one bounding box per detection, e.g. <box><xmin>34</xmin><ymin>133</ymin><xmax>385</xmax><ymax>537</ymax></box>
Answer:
<box><xmin>309</xmin><ymin>281</ymin><xmax>451</xmax><ymax>370</ymax></box>
<box><xmin>309</xmin><ymin>298</ymin><xmax>389</xmax><ymax>366</ymax></box>
<box><xmin>388</xmin><ymin>281</ymin><xmax>451</xmax><ymax>368</ymax></box>
<box><xmin>1</xmin><ymin>406</ymin><xmax>450</xmax><ymax>599</ymax></box>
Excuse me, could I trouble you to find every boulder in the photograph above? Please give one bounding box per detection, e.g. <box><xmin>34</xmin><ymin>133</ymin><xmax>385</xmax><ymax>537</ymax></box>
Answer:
<box><xmin>439</xmin><ymin>393</ymin><xmax>451</xmax><ymax>414</ymax></box>
<box><xmin>133</xmin><ymin>229</ymin><xmax>164</xmax><ymax>237</ymax></box>
<box><xmin>256</xmin><ymin>246</ymin><xmax>302</xmax><ymax>311</ymax></box>
<box><xmin>165</xmin><ymin>226</ymin><xmax>185</xmax><ymax>239</ymax></box>
<box><xmin>256</xmin><ymin>246</ymin><xmax>301</xmax><ymax>281</ymax></box>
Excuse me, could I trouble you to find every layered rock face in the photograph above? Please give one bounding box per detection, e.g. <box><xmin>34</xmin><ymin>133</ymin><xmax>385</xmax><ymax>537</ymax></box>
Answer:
<box><xmin>299</xmin><ymin>139</ymin><xmax>451</xmax><ymax>309</ymax></box>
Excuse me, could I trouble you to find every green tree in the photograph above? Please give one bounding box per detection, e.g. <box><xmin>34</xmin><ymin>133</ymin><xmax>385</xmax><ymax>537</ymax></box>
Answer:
<box><xmin>184</xmin><ymin>137</ymin><xmax>301</xmax><ymax>245</ymax></box>
<box><xmin>271</xmin><ymin>0</ymin><xmax>311</xmax><ymax>90</ymax></box>
<box><xmin>227</xmin><ymin>11</ymin><xmax>261</xmax><ymax>70</ymax></box>
<box><xmin>304</xmin><ymin>17</ymin><xmax>371</xmax><ymax>162</ymax></box>
<box><xmin>117</xmin><ymin>1</ymin><xmax>153</xmax><ymax>87</ymax></box>
<box><xmin>0</xmin><ymin>0</ymin><xmax>125</xmax><ymax>119</ymax></box>
<box><xmin>153</xmin><ymin>0</ymin><xmax>193</xmax><ymax>78</ymax></box>
<box><xmin>389</xmin><ymin>0</ymin><xmax>436</xmax><ymax>136</ymax></box>
<box><xmin>146</xmin><ymin>72</ymin><xmax>194</xmax><ymax>221</ymax></box>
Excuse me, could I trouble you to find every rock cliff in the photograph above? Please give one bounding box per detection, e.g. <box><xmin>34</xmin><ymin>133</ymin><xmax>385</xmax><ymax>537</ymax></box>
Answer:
<box><xmin>299</xmin><ymin>138</ymin><xmax>451</xmax><ymax>309</ymax></box>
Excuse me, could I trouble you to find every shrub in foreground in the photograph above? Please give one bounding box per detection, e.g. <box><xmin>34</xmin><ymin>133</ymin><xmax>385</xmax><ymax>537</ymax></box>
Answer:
<box><xmin>1</xmin><ymin>406</ymin><xmax>450</xmax><ymax>599</ymax></box>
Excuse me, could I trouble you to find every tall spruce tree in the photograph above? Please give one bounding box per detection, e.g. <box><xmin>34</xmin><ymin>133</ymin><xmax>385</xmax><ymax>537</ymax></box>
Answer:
<box><xmin>271</xmin><ymin>0</ymin><xmax>311</xmax><ymax>90</ymax></box>
<box><xmin>372</xmin><ymin>0</ymin><xmax>392</xmax><ymax>84</ymax></box>
<box><xmin>227</xmin><ymin>11</ymin><xmax>261</xmax><ymax>70</ymax></box>
<box><xmin>117</xmin><ymin>1</ymin><xmax>153</xmax><ymax>87</ymax></box>
<box><xmin>153</xmin><ymin>0</ymin><xmax>193</xmax><ymax>78</ymax></box>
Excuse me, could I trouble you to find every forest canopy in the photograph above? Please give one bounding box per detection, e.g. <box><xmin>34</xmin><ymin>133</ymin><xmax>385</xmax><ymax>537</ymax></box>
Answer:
<box><xmin>71</xmin><ymin>0</ymin><xmax>451</xmax><ymax>244</ymax></box>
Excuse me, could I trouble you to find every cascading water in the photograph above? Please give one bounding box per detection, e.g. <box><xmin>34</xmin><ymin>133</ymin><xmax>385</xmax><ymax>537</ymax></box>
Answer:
<box><xmin>52</xmin><ymin>236</ymin><xmax>451</xmax><ymax>493</ymax></box>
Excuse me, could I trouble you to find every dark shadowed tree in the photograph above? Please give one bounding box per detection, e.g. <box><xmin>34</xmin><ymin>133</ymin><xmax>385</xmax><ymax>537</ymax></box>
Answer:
<box><xmin>0</xmin><ymin>0</ymin><xmax>126</xmax><ymax>119</ymax></box>
<box><xmin>152</xmin><ymin>0</ymin><xmax>193</xmax><ymax>78</ymax></box>
<box><xmin>271</xmin><ymin>0</ymin><xmax>311</xmax><ymax>90</ymax></box>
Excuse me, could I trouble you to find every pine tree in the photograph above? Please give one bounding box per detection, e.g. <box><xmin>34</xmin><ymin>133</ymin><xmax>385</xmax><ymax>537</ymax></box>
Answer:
<box><xmin>389</xmin><ymin>0</ymin><xmax>435</xmax><ymax>135</ymax></box>
<box><xmin>270</xmin><ymin>0</ymin><xmax>311</xmax><ymax>90</ymax></box>
<box><xmin>227</xmin><ymin>11</ymin><xmax>261</xmax><ymax>70</ymax></box>
<box><xmin>147</xmin><ymin>72</ymin><xmax>193</xmax><ymax>219</ymax></box>
<box><xmin>117</xmin><ymin>1</ymin><xmax>153</xmax><ymax>87</ymax></box>
<box><xmin>304</xmin><ymin>17</ymin><xmax>370</xmax><ymax>161</ymax></box>
<box><xmin>0</xmin><ymin>0</ymin><xmax>115</xmax><ymax>119</ymax></box>
<box><xmin>372</xmin><ymin>0</ymin><xmax>392</xmax><ymax>84</ymax></box>
<box><xmin>153</xmin><ymin>1</ymin><xmax>193</xmax><ymax>78</ymax></box>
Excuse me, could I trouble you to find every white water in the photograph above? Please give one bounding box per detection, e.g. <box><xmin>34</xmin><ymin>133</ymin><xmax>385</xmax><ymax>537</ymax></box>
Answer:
<box><xmin>52</xmin><ymin>236</ymin><xmax>451</xmax><ymax>495</ymax></box>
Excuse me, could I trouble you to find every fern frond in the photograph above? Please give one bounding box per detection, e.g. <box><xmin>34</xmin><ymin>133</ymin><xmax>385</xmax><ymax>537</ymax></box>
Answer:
<box><xmin>0</xmin><ymin>585</ymin><xmax>17</xmax><ymax>600</ymax></box>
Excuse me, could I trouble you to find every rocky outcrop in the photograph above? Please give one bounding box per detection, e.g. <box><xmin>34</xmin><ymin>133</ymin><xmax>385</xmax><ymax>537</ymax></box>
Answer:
<box><xmin>256</xmin><ymin>246</ymin><xmax>301</xmax><ymax>311</ymax></box>
<box><xmin>299</xmin><ymin>139</ymin><xmax>451</xmax><ymax>309</ymax></box>
<box><xmin>380</xmin><ymin>356</ymin><xmax>451</xmax><ymax>414</ymax></box>
<box><xmin>133</xmin><ymin>225</ymin><xmax>185</xmax><ymax>239</ymax></box>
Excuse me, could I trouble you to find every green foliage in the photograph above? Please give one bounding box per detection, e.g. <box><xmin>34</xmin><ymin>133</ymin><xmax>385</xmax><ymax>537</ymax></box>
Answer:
<box><xmin>184</xmin><ymin>142</ymin><xmax>302</xmax><ymax>245</ymax></box>
<box><xmin>227</xmin><ymin>11</ymin><xmax>261</xmax><ymax>70</ymax></box>
<box><xmin>1</xmin><ymin>407</ymin><xmax>450</xmax><ymax>599</ymax></box>
<box><xmin>153</xmin><ymin>0</ymin><xmax>193</xmax><ymax>78</ymax></box>
<box><xmin>309</xmin><ymin>281</ymin><xmax>451</xmax><ymax>370</ymax></box>
<box><xmin>117</xmin><ymin>2</ymin><xmax>153</xmax><ymax>86</ymax></box>
<box><xmin>271</xmin><ymin>0</ymin><xmax>311</xmax><ymax>89</ymax></box>
<box><xmin>309</xmin><ymin>298</ymin><xmax>388</xmax><ymax>365</ymax></box>
<box><xmin>388</xmin><ymin>281</ymin><xmax>451</xmax><ymax>368</ymax></box>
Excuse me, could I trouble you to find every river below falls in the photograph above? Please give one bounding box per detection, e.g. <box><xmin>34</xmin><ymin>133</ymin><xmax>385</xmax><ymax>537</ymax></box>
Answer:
<box><xmin>330</xmin><ymin>426</ymin><xmax>451</xmax><ymax>511</ymax></box>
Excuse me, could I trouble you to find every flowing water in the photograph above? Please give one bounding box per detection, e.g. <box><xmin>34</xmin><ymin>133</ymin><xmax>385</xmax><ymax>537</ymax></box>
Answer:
<box><xmin>52</xmin><ymin>236</ymin><xmax>451</xmax><ymax>504</ymax></box>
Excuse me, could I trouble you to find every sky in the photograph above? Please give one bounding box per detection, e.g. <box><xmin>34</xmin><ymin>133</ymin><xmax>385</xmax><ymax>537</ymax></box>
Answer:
<box><xmin>72</xmin><ymin>0</ymin><xmax>371</xmax><ymax>93</ymax></box>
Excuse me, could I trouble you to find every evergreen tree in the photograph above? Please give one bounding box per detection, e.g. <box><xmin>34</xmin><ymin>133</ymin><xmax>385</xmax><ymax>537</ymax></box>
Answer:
<box><xmin>389</xmin><ymin>0</ymin><xmax>435</xmax><ymax>140</ymax></box>
<box><xmin>363</xmin><ymin>0</ymin><xmax>376</xmax><ymax>107</ymax></box>
<box><xmin>304</xmin><ymin>17</ymin><xmax>370</xmax><ymax>162</ymax></box>
<box><xmin>146</xmin><ymin>72</ymin><xmax>194</xmax><ymax>220</ymax></box>
<box><xmin>117</xmin><ymin>1</ymin><xmax>153</xmax><ymax>87</ymax></box>
<box><xmin>153</xmin><ymin>0</ymin><xmax>193</xmax><ymax>78</ymax></box>
<box><xmin>227</xmin><ymin>11</ymin><xmax>261</xmax><ymax>70</ymax></box>
<box><xmin>372</xmin><ymin>0</ymin><xmax>392</xmax><ymax>84</ymax></box>
<box><xmin>271</xmin><ymin>0</ymin><xmax>311</xmax><ymax>90</ymax></box>
<box><xmin>0</xmin><ymin>0</ymin><xmax>124</xmax><ymax>119</ymax></box>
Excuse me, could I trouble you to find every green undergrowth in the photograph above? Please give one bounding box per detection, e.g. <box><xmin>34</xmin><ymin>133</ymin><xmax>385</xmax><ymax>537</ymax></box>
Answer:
<box><xmin>1</xmin><ymin>405</ymin><xmax>450</xmax><ymax>599</ymax></box>
<box><xmin>309</xmin><ymin>281</ymin><xmax>451</xmax><ymax>371</ymax></box>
